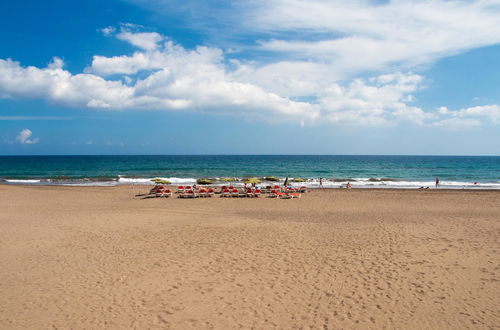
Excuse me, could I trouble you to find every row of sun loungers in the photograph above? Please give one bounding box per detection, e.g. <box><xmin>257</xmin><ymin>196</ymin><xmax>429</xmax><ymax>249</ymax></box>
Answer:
<box><xmin>151</xmin><ymin>186</ymin><xmax>173</xmax><ymax>198</ymax></box>
<box><xmin>178</xmin><ymin>188</ymin><xmax>215</xmax><ymax>198</ymax></box>
<box><xmin>174</xmin><ymin>185</ymin><xmax>308</xmax><ymax>194</ymax></box>
<box><xmin>269</xmin><ymin>190</ymin><xmax>301</xmax><ymax>199</ymax></box>
<box><xmin>220</xmin><ymin>188</ymin><xmax>261</xmax><ymax>198</ymax></box>
<box><xmin>149</xmin><ymin>185</ymin><xmax>306</xmax><ymax>198</ymax></box>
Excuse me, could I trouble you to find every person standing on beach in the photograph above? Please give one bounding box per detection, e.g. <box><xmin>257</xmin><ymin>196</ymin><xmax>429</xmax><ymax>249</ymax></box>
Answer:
<box><xmin>319</xmin><ymin>177</ymin><xmax>323</xmax><ymax>188</ymax></box>
<box><xmin>435</xmin><ymin>177</ymin><xmax>440</xmax><ymax>189</ymax></box>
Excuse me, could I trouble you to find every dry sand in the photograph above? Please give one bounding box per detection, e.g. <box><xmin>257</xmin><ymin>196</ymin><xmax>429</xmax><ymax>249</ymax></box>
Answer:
<box><xmin>0</xmin><ymin>185</ymin><xmax>499</xmax><ymax>329</ymax></box>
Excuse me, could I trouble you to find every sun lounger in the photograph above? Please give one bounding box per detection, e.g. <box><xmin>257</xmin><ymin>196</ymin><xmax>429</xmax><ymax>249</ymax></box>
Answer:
<box><xmin>231</xmin><ymin>189</ymin><xmax>239</xmax><ymax>197</ymax></box>
<box><xmin>179</xmin><ymin>189</ymin><xmax>196</xmax><ymax>198</ymax></box>
<box><xmin>198</xmin><ymin>188</ymin><xmax>208</xmax><ymax>197</ymax></box>
<box><xmin>177</xmin><ymin>186</ymin><xmax>185</xmax><ymax>194</ymax></box>
<box><xmin>269</xmin><ymin>190</ymin><xmax>278</xmax><ymax>198</ymax></box>
<box><xmin>279</xmin><ymin>192</ymin><xmax>292</xmax><ymax>199</ymax></box>
<box><xmin>199</xmin><ymin>188</ymin><xmax>214</xmax><ymax>198</ymax></box>
<box><xmin>261</xmin><ymin>185</ymin><xmax>271</xmax><ymax>193</ymax></box>
<box><xmin>298</xmin><ymin>186</ymin><xmax>307</xmax><ymax>193</ymax></box>
<box><xmin>150</xmin><ymin>185</ymin><xmax>165</xmax><ymax>194</ymax></box>
<box><xmin>221</xmin><ymin>188</ymin><xmax>230</xmax><ymax>197</ymax></box>
<box><xmin>291</xmin><ymin>192</ymin><xmax>301</xmax><ymax>198</ymax></box>
<box><xmin>156</xmin><ymin>189</ymin><xmax>172</xmax><ymax>198</ymax></box>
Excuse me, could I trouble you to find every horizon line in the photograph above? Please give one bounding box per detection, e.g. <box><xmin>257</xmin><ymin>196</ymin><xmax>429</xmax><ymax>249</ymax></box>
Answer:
<box><xmin>1</xmin><ymin>154</ymin><xmax>500</xmax><ymax>157</ymax></box>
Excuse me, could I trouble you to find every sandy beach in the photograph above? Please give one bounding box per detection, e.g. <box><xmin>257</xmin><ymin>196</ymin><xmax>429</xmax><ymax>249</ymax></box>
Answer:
<box><xmin>0</xmin><ymin>185</ymin><xmax>498</xmax><ymax>329</ymax></box>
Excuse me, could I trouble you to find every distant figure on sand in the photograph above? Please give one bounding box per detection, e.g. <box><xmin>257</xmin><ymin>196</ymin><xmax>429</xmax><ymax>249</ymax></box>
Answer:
<box><xmin>346</xmin><ymin>182</ymin><xmax>353</xmax><ymax>189</ymax></box>
<box><xmin>435</xmin><ymin>177</ymin><xmax>440</xmax><ymax>189</ymax></box>
<box><xmin>319</xmin><ymin>177</ymin><xmax>323</xmax><ymax>188</ymax></box>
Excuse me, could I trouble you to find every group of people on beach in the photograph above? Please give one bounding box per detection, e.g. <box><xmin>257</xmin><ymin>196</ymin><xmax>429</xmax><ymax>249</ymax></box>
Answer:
<box><xmin>318</xmin><ymin>177</ymin><xmax>353</xmax><ymax>189</ymax></box>
<box><xmin>419</xmin><ymin>177</ymin><xmax>442</xmax><ymax>190</ymax></box>
<box><xmin>318</xmin><ymin>177</ymin><xmax>443</xmax><ymax>189</ymax></box>
<box><xmin>153</xmin><ymin>176</ymin><xmax>446</xmax><ymax>195</ymax></box>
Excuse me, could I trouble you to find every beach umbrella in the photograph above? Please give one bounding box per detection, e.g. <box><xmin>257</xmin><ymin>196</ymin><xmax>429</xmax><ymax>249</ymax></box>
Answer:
<box><xmin>284</xmin><ymin>176</ymin><xmax>289</xmax><ymax>187</ymax></box>
<box><xmin>197</xmin><ymin>178</ymin><xmax>213</xmax><ymax>185</ymax></box>
<box><xmin>151</xmin><ymin>178</ymin><xmax>171</xmax><ymax>185</ymax></box>
<box><xmin>244</xmin><ymin>177</ymin><xmax>261</xmax><ymax>184</ymax></box>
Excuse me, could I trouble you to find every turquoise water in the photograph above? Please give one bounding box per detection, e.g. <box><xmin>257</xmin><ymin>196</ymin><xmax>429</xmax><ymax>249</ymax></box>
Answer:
<box><xmin>0</xmin><ymin>155</ymin><xmax>499</xmax><ymax>189</ymax></box>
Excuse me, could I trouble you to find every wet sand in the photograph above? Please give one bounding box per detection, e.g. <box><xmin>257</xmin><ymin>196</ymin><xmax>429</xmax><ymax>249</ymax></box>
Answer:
<box><xmin>0</xmin><ymin>185</ymin><xmax>499</xmax><ymax>329</ymax></box>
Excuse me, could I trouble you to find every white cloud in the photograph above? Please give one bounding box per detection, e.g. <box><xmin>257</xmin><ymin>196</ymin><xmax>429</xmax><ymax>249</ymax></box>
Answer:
<box><xmin>220</xmin><ymin>0</ymin><xmax>500</xmax><ymax>97</ymax></box>
<box><xmin>87</xmin><ymin>41</ymin><xmax>224</xmax><ymax>76</ymax></box>
<box><xmin>250</xmin><ymin>0</ymin><xmax>500</xmax><ymax>65</ymax></box>
<box><xmin>1</xmin><ymin>16</ymin><xmax>500</xmax><ymax>128</ymax></box>
<box><xmin>83</xmin><ymin>32</ymin><xmax>432</xmax><ymax>125</ymax></box>
<box><xmin>114</xmin><ymin>1</ymin><xmax>500</xmax><ymax>114</ymax></box>
<box><xmin>127</xmin><ymin>1</ymin><xmax>500</xmax><ymax>74</ymax></box>
<box><xmin>2</xmin><ymin>48</ymin><xmax>429</xmax><ymax>126</ymax></box>
<box><xmin>116</xmin><ymin>31</ymin><xmax>163</xmax><ymax>50</ymax></box>
<box><xmin>0</xmin><ymin>50</ymin><xmax>318</xmax><ymax>123</ymax></box>
<box><xmin>0</xmin><ymin>57</ymin><xmax>138</xmax><ymax>109</ymax></box>
<box><xmin>440</xmin><ymin>105</ymin><xmax>500</xmax><ymax>124</ymax></box>
<box><xmin>101</xmin><ymin>26</ymin><xmax>116</xmax><ymax>36</ymax></box>
<box><xmin>100</xmin><ymin>24</ymin><xmax>163</xmax><ymax>51</ymax></box>
<box><xmin>432</xmin><ymin>104</ymin><xmax>500</xmax><ymax>129</ymax></box>
<box><xmin>87</xmin><ymin>52</ymin><xmax>150</xmax><ymax>76</ymax></box>
<box><xmin>317</xmin><ymin>73</ymin><xmax>431</xmax><ymax>126</ymax></box>
<box><xmin>16</xmin><ymin>129</ymin><xmax>39</xmax><ymax>144</ymax></box>
<box><xmin>433</xmin><ymin>118</ymin><xmax>482</xmax><ymax>130</ymax></box>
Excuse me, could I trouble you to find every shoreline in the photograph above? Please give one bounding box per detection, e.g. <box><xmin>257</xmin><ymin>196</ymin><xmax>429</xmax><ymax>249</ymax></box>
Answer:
<box><xmin>2</xmin><ymin>182</ymin><xmax>500</xmax><ymax>192</ymax></box>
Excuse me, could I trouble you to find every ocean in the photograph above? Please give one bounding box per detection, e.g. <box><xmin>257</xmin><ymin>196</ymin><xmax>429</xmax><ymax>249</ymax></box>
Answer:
<box><xmin>1</xmin><ymin>155</ymin><xmax>499</xmax><ymax>189</ymax></box>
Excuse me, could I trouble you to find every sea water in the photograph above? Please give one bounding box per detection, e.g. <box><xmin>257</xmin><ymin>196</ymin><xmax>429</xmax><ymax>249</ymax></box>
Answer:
<box><xmin>0</xmin><ymin>155</ymin><xmax>499</xmax><ymax>189</ymax></box>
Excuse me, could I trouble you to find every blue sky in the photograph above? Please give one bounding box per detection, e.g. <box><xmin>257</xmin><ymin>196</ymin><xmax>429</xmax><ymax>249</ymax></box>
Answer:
<box><xmin>1</xmin><ymin>0</ymin><xmax>500</xmax><ymax>155</ymax></box>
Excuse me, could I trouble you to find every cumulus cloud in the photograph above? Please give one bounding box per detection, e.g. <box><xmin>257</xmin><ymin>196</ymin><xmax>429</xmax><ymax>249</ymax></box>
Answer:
<box><xmin>0</xmin><ymin>57</ymin><xmax>136</xmax><ymax>109</ymax></box>
<box><xmin>0</xmin><ymin>49</ymin><xmax>318</xmax><ymax>123</ymax></box>
<box><xmin>222</xmin><ymin>0</ymin><xmax>500</xmax><ymax>97</ymax></box>
<box><xmin>16</xmin><ymin>129</ymin><xmax>39</xmax><ymax>144</ymax></box>
<box><xmin>432</xmin><ymin>104</ymin><xmax>500</xmax><ymax>129</ymax></box>
<box><xmin>116</xmin><ymin>31</ymin><xmax>163</xmax><ymax>50</ymax></box>
<box><xmin>437</xmin><ymin>105</ymin><xmax>500</xmax><ymax>124</ymax></box>
<box><xmin>1</xmin><ymin>15</ymin><xmax>500</xmax><ymax>128</ymax></box>
<box><xmin>317</xmin><ymin>73</ymin><xmax>431</xmax><ymax>126</ymax></box>
<box><xmin>127</xmin><ymin>1</ymin><xmax>500</xmax><ymax>80</ymax></box>
<box><xmin>101</xmin><ymin>26</ymin><xmax>116</xmax><ymax>36</ymax></box>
